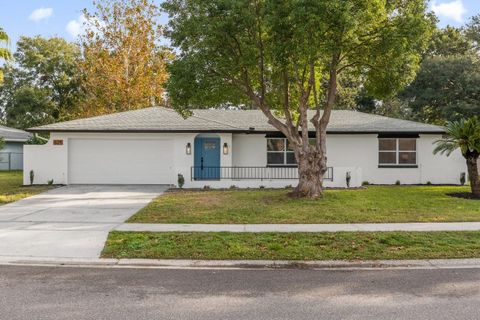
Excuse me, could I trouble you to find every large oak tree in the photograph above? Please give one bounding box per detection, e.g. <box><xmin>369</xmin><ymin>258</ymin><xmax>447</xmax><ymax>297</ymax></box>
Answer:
<box><xmin>164</xmin><ymin>0</ymin><xmax>433</xmax><ymax>198</ymax></box>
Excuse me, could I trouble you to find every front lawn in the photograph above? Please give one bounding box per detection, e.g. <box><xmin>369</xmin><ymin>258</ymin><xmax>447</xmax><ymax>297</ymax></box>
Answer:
<box><xmin>102</xmin><ymin>231</ymin><xmax>480</xmax><ymax>260</ymax></box>
<box><xmin>0</xmin><ymin>171</ymin><xmax>53</xmax><ymax>205</ymax></box>
<box><xmin>128</xmin><ymin>186</ymin><xmax>480</xmax><ymax>224</ymax></box>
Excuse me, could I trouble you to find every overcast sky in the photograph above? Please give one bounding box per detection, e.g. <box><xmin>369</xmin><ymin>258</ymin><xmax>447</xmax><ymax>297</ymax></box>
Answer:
<box><xmin>1</xmin><ymin>0</ymin><xmax>479</xmax><ymax>49</ymax></box>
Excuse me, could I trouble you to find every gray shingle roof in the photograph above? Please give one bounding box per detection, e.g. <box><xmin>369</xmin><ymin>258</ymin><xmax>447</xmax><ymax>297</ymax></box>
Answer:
<box><xmin>29</xmin><ymin>107</ymin><xmax>445</xmax><ymax>134</ymax></box>
<box><xmin>0</xmin><ymin>125</ymin><xmax>32</xmax><ymax>142</ymax></box>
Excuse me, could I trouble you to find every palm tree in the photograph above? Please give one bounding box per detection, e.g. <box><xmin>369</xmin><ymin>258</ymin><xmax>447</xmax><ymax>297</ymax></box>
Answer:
<box><xmin>0</xmin><ymin>27</ymin><xmax>12</xmax><ymax>84</ymax></box>
<box><xmin>434</xmin><ymin>117</ymin><xmax>480</xmax><ymax>198</ymax></box>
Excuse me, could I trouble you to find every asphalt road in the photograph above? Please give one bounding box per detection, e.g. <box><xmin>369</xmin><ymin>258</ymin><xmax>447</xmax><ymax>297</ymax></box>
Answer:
<box><xmin>1</xmin><ymin>265</ymin><xmax>480</xmax><ymax>320</ymax></box>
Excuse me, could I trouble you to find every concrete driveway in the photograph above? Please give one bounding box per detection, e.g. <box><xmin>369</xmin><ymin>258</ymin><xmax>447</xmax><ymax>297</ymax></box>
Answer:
<box><xmin>0</xmin><ymin>185</ymin><xmax>167</xmax><ymax>259</ymax></box>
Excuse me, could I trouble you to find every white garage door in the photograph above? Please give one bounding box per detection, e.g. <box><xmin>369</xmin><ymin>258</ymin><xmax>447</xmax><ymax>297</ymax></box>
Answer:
<box><xmin>68</xmin><ymin>139</ymin><xmax>174</xmax><ymax>184</ymax></box>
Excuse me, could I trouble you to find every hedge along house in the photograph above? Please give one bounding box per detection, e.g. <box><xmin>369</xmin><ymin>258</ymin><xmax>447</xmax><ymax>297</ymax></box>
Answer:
<box><xmin>0</xmin><ymin>125</ymin><xmax>31</xmax><ymax>171</ymax></box>
<box><xmin>24</xmin><ymin>107</ymin><xmax>466</xmax><ymax>188</ymax></box>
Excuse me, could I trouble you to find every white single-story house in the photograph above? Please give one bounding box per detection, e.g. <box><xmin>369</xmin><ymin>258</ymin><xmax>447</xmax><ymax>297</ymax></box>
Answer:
<box><xmin>0</xmin><ymin>125</ymin><xmax>31</xmax><ymax>171</ymax></box>
<box><xmin>24</xmin><ymin>107</ymin><xmax>466</xmax><ymax>188</ymax></box>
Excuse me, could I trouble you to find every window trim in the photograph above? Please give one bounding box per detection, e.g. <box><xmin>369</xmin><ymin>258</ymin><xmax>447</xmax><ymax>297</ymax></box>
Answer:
<box><xmin>378</xmin><ymin>138</ymin><xmax>418</xmax><ymax>168</ymax></box>
<box><xmin>266</xmin><ymin>138</ymin><xmax>297</xmax><ymax>166</ymax></box>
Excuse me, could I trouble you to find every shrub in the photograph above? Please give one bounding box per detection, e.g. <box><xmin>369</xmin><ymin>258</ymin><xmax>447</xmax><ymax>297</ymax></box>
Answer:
<box><xmin>259</xmin><ymin>185</ymin><xmax>265</xmax><ymax>189</ymax></box>
<box><xmin>229</xmin><ymin>185</ymin><xmax>237</xmax><ymax>189</ymax></box>
<box><xmin>460</xmin><ymin>172</ymin><xmax>466</xmax><ymax>186</ymax></box>
<box><xmin>346</xmin><ymin>171</ymin><xmax>352</xmax><ymax>188</ymax></box>
<box><xmin>47</xmin><ymin>179</ymin><xmax>54</xmax><ymax>185</ymax></box>
<box><xmin>395</xmin><ymin>180</ymin><xmax>401</xmax><ymax>185</ymax></box>
<box><xmin>426</xmin><ymin>181</ymin><xmax>432</xmax><ymax>185</ymax></box>
<box><xmin>362</xmin><ymin>181</ymin><xmax>370</xmax><ymax>186</ymax></box>
<box><xmin>177</xmin><ymin>174</ymin><xmax>185</xmax><ymax>188</ymax></box>
<box><xmin>29</xmin><ymin>170</ymin><xmax>34</xmax><ymax>186</ymax></box>
<box><xmin>203</xmin><ymin>185</ymin><xmax>211</xmax><ymax>190</ymax></box>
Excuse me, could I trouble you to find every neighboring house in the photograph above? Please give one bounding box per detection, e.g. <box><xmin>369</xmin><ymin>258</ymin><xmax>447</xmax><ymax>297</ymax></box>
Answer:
<box><xmin>24</xmin><ymin>107</ymin><xmax>466</xmax><ymax>187</ymax></box>
<box><xmin>0</xmin><ymin>125</ymin><xmax>31</xmax><ymax>171</ymax></box>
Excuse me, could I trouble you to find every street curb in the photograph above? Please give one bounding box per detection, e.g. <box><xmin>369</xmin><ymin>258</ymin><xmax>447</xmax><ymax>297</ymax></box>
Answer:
<box><xmin>1</xmin><ymin>256</ymin><xmax>480</xmax><ymax>270</ymax></box>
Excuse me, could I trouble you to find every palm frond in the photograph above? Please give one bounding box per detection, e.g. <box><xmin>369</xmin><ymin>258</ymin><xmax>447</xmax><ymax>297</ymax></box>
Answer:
<box><xmin>434</xmin><ymin>117</ymin><xmax>480</xmax><ymax>157</ymax></box>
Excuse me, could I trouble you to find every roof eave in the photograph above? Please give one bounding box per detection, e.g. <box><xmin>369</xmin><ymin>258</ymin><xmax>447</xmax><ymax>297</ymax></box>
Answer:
<box><xmin>4</xmin><ymin>138</ymin><xmax>30</xmax><ymax>142</ymax></box>
<box><xmin>27</xmin><ymin>128</ymin><xmax>446</xmax><ymax>135</ymax></box>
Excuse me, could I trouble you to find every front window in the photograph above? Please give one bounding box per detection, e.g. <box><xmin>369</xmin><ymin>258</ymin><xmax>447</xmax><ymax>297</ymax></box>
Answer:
<box><xmin>267</xmin><ymin>138</ymin><xmax>296</xmax><ymax>166</ymax></box>
<box><xmin>379</xmin><ymin>138</ymin><xmax>417</xmax><ymax>166</ymax></box>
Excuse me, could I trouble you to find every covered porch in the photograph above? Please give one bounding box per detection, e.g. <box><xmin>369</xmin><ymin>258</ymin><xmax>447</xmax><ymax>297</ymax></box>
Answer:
<box><xmin>186</xmin><ymin>132</ymin><xmax>360</xmax><ymax>188</ymax></box>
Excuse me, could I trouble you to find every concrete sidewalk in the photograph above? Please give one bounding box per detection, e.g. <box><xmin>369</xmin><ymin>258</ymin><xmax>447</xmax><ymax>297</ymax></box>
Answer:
<box><xmin>116</xmin><ymin>222</ymin><xmax>480</xmax><ymax>233</ymax></box>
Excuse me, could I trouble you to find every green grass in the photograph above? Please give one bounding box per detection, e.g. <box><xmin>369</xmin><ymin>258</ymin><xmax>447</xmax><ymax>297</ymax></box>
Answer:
<box><xmin>0</xmin><ymin>171</ymin><xmax>53</xmax><ymax>205</ymax></box>
<box><xmin>102</xmin><ymin>231</ymin><xmax>480</xmax><ymax>260</ymax></box>
<box><xmin>128</xmin><ymin>186</ymin><xmax>480</xmax><ymax>224</ymax></box>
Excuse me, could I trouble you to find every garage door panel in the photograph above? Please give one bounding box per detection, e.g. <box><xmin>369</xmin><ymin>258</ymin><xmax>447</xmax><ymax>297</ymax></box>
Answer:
<box><xmin>68</xmin><ymin>139</ymin><xmax>173</xmax><ymax>184</ymax></box>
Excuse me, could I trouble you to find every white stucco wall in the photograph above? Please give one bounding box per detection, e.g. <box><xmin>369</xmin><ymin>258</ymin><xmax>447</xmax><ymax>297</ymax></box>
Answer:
<box><xmin>23</xmin><ymin>131</ymin><xmax>465</xmax><ymax>187</ymax></box>
<box><xmin>23</xmin><ymin>132</ymin><xmax>233</xmax><ymax>186</ymax></box>
<box><xmin>326</xmin><ymin>134</ymin><xmax>465</xmax><ymax>185</ymax></box>
<box><xmin>23</xmin><ymin>144</ymin><xmax>67</xmax><ymax>185</ymax></box>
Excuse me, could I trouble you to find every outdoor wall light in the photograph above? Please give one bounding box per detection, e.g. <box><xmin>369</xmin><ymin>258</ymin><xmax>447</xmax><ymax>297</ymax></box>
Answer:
<box><xmin>223</xmin><ymin>142</ymin><xmax>229</xmax><ymax>155</ymax></box>
<box><xmin>186</xmin><ymin>143</ymin><xmax>192</xmax><ymax>155</ymax></box>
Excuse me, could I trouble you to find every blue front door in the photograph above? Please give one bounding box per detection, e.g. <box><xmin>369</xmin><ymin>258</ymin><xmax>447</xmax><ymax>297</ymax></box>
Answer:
<box><xmin>194</xmin><ymin>137</ymin><xmax>221</xmax><ymax>180</ymax></box>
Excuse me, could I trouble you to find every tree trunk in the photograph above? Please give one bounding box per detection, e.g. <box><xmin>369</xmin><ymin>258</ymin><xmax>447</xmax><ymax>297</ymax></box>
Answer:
<box><xmin>292</xmin><ymin>150</ymin><xmax>326</xmax><ymax>199</ymax></box>
<box><xmin>466</xmin><ymin>154</ymin><xmax>480</xmax><ymax>198</ymax></box>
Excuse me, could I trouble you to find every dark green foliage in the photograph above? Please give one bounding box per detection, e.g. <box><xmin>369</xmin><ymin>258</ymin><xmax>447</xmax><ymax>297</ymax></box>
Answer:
<box><xmin>29</xmin><ymin>170</ymin><xmax>34</xmax><ymax>186</ymax></box>
<box><xmin>346</xmin><ymin>171</ymin><xmax>351</xmax><ymax>188</ymax></box>
<box><xmin>400</xmin><ymin>56</ymin><xmax>480</xmax><ymax>124</ymax></box>
<box><xmin>177</xmin><ymin>174</ymin><xmax>185</xmax><ymax>188</ymax></box>
<box><xmin>398</xmin><ymin>18</ymin><xmax>480</xmax><ymax>124</ymax></box>
<box><xmin>427</xmin><ymin>26</ymin><xmax>473</xmax><ymax>56</ymax></box>
<box><xmin>460</xmin><ymin>173</ymin><xmax>466</xmax><ymax>186</ymax></box>
<box><xmin>0</xmin><ymin>36</ymin><xmax>82</xmax><ymax>129</ymax></box>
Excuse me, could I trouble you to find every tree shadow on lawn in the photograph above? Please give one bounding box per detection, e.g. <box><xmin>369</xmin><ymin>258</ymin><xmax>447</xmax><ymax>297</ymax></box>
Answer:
<box><xmin>447</xmin><ymin>192</ymin><xmax>480</xmax><ymax>200</ymax></box>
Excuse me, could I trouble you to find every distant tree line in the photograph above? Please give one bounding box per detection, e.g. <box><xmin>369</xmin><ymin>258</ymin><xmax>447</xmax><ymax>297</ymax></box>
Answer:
<box><xmin>0</xmin><ymin>0</ymin><xmax>172</xmax><ymax>130</ymax></box>
<box><xmin>355</xmin><ymin>15</ymin><xmax>480</xmax><ymax>125</ymax></box>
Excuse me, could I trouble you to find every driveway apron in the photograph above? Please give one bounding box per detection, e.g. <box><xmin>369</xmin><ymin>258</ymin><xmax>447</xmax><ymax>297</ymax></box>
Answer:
<box><xmin>0</xmin><ymin>185</ymin><xmax>166</xmax><ymax>259</ymax></box>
